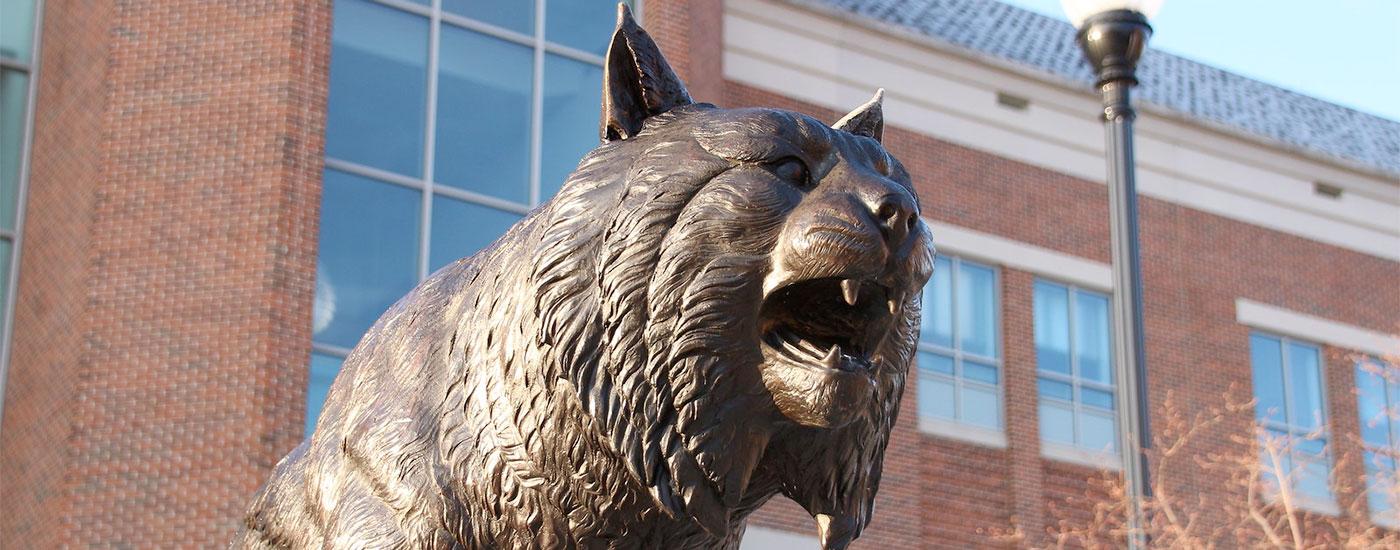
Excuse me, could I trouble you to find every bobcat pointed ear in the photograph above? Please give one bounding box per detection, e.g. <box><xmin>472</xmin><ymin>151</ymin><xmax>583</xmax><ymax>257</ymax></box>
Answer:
<box><xmin>600</xmin><ymin>3</ymin><xmax>693</xmax><ymax>142</ymax></box>
<box><xmin>833</xmin><ymin>88</ymin><xmax>885</xmax><ymax>143</ymax></box>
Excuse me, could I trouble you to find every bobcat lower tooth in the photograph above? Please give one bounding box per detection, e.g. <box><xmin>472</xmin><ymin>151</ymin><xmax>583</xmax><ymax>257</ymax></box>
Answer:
<box><xmin>840</xmin><ymin>279</ymin><xmax>860</xmax><ymax>306</ymax></box>
<box><xmin>823</xmin><ymin>345</ymin><xmax>841</xmax><ymax>366</ymax></box>
<box><xmin>887</xmin><ymin>298</ymin><xmax>898</xmax><ymax>315</ymax></box>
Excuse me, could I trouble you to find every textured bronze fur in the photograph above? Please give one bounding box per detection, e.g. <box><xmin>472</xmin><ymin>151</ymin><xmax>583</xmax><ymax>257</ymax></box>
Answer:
<box><xmin>235</xmin><ymin>6</ymin><xmax>933</xmax><ymax>549</ymax></box>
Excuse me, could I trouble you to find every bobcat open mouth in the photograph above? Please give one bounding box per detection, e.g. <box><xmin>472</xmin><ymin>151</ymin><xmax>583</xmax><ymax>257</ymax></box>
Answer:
<box><xmin>759</xmin><ymin>277</ymin><xmax>895</xmax><ymax>375</ymax></box>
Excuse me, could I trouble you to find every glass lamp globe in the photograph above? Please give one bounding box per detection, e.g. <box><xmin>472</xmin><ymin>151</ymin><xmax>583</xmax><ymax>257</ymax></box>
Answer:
<box><xmin>1061</xmin><ymin>0</ymin><xmax>1163</xmax><ymax>28</ymax></box>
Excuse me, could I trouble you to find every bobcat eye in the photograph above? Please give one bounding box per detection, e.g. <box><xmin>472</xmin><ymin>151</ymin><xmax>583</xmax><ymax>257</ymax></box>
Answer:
<box><xmin>769</xmin><ymin>157</ymin><xmax>812</xmax><ymax>190</ymax></box>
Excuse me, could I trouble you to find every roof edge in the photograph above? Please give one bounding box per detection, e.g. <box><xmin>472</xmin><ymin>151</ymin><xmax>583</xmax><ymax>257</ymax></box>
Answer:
<box><xmin>774</xmin><ymin>0</ymin><xmax>1400</xmax><ymax>182</ymax></box>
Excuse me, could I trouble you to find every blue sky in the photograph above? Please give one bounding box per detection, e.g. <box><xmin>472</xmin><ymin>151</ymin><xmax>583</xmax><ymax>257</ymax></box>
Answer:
<box><xmin>1002</xmin><ymin>0</ymin><xmax>1400</xmax><ymax>122</ymax></box>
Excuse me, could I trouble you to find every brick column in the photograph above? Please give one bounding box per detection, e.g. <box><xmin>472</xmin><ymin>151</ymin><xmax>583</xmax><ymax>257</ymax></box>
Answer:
<box><xmin>0</xmin><ymin>0</ymin><xmax>113</xmax><ymax>546</ymax></box>
<box><xmin>1002</xmin><ymin>268</ymin><xmax>1048</xmax><ymax>546</ymax></box>
<box><xmin>644</xmin><ymin>0</ymin><xmax>726</xmax><ymax>105</ymax></box>
<box><xmin>1325</xmin><ymin>345</ymin><xmax>1372</xmax><ymax>524</ymax></box>
<box><xmin>0</xmin><ymin>0</ymin><xmax>331</xmax><ymax>545</ymax></box>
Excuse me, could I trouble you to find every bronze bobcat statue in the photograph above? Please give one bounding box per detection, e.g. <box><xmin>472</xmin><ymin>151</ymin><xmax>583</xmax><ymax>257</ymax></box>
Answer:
<box><xmin>236</xmin><ymin>6</ymin><xmax>933</xmax><ymax>549</ymax></box>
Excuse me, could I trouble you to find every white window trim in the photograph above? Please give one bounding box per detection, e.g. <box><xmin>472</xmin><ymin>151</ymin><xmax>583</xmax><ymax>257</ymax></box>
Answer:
<box><xmin>1042</xmin><ymin>440</ymin><xmax>1121</xmax><ymax>471</ymax></box>
<box><xmin>919</xmin><ymin>415</ymin><xmax>1007</xmax><ymax>449</ymax></box>
<box><xmin>1236</xmin><ymin>299</ymin><xmax>1400</xmax><ymax>358</ymax></box>
<box><xmin>739</xmin><ymin>525</ymin><xmax>819</xmax><ymax>549</ymax></box>
<box><xmin>924</xmin><ymin>219</ymin><xmax>1112</xmax><ymax>292</ymax></box>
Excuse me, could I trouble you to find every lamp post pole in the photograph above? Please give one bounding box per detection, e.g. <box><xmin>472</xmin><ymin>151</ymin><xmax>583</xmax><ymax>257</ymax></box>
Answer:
<box><xmin>1073</xmin><ymin>8</ymin><xmax>1154</xmax><ymax>547</ymax></box>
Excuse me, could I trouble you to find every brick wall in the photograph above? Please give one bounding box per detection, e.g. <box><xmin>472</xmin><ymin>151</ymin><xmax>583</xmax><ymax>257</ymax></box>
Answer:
<box><xmin>0</xmin><ymin>0</ymin><xmax>331</xmax><ymax>545</ymax></box>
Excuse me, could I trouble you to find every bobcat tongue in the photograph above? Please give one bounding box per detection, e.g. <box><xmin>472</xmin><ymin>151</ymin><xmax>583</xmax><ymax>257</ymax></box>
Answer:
<box><xmin>815</xmin><ymin>513</ymin><xmax>858</xmax><ymax>550</ymax></box>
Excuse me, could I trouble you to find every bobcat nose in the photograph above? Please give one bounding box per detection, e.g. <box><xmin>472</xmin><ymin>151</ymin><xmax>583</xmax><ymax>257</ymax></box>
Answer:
<box><xmin>865</xmin><ymin>188</ymin><xmax>917</xmax><ymax>249</ymax></box>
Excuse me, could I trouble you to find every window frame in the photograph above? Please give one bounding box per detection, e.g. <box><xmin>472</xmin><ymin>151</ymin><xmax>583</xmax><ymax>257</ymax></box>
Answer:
<box><xmin>916</xmin><ymin>255</ymin><xmax>1005</xmax><ymax>446</ymax></box>
<box><xmin>1250</xmin><ymin>331</ymin><xmax>1336</xmax><ymax>513</ymax></box>
<box><xmin>1033</xmin><ymin>278</ymin><xmax>1120</xmax><ymax>463</ymax></box>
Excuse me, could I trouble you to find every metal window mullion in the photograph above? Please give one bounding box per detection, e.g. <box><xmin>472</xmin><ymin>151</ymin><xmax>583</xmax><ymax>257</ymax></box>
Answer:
<box><xmin>325</xmin><ymin>157</ymin><xmax>427</xmax><ymax>190</ymax></box>
<box><xmin>418</xmin><ymin>0</ymin><xmax>443</xmax><ymax>282</ymax></box>
<box><xmin>950</xmin><ymin>258</ymin><xmax>963</xmax><ymax>421</ymax></box>
<box><xmin>1279</xmin><ymin>335</ymin><xmax>1297</xmax><ymax>435</ymax></box>
<box><xmin>0</xmin><ymin>58</ymin><xmax>31</xmax><ymax>71</ymax></box>
<box><xmin>528</xmin><ymin>0</ymin><xmax>545</xmax><ymax>207</ymax></box>
<box><xmin>431</xmin><ymin>184</ymin><xmax>532</xmax><ymax>215</ymax></box>
<box><xmin>312</xmin><ymin>341</ymin><xmax>354</xmax><ymax>359</ymax></box>
<box><xmin>439</xmin><ymin>8</ymin><xmax>537</xmax><ymax>49</ymax></box>
<box><xmin>1067</xmin><ymin>286</ymin><xmax>1082</xmax><ymax>445</ymax></box>
<box><xmin>373</xmin><ymin>0</ymin><xmax>433</xmax><ymax>18</ymax></box>
<box><xmin>542</xmin><ymin>42</ymin><xmax>605</xmax><ymax>66</ymax></box>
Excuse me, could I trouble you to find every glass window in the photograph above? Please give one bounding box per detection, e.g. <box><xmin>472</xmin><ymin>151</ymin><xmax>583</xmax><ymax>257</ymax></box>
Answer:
<box><xmin>435</xmin><ymin>27</ymin><xmax>533</xmax><ymax>201</ymax></box>
<box><xmin>1</xmin><ymin>68</ymin><xmax>27</xmax><ymax>231</ymax></box>
<box><xmin>540</xmin><ymin>54</ymin><xmax>604</xmax><ymax>199</ymax></box>
<box><xmin>918</xmin><ymin>256</ymin><xmax>1002</xmax><ymax>431</ymax></box>
<box><xmin>1250</xmin><ymin>333</ymin><xmax>1332</xmax><ymax>503</ymax></box>
<box><xmin>429</xmin><ymin>195</ymin><xmax>522</xmax><ymax>272</ymax></box>
<box><xmin>309</xmin><ymin>0</ymin><xmax>628</xmax><ymax>434</ymax></box>
<box><xmin>313</xmin><ymin>169</ymin><xmax>421</xmax><ymax>350</ymax></box>
<box><xmin>324</xmin><ymin>0</ymin><xmax>428</xmax><ymax>178</ymax></box>
<box><xmin>1035</xmin><ymin>280</ymin><xmax>1117</xmax><ymax>453</ymax></box>
<box><xmin>1356</xmin><ymin>358</ymin><xmax>1399</xmax><ymax>521</ymax></box>
<box><xmin>546</xmin><ymin>0</ymin><xmax>619</xmax><ymax>55</ymax></box>
<box><xmin>0</xmin><ymin>0</ymin><xmax>36</xmax><ymax>62</ymax></box>
<box><xmin>444</xmin><ymin>0</ymin><xmax>533</xmax><ymax>35</ymax></box>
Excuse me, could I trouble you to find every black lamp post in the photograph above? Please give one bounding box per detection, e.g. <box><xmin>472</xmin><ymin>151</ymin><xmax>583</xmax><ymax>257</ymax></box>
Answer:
<box><xmin>1063</xmin><ymin>0</ymin><xmax>1159</xmax><ymax>546</ymax></box>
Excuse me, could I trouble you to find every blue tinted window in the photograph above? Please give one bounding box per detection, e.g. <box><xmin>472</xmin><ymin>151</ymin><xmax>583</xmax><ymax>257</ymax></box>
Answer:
<box><xmin>429</xmin><ymin>196</ymin><xmax>522</xmax><ymax>272</ymax></box>
<box><xmin>0</xmin><ymin>0</ymin><xmax>36</xmax><ymax>62</ymax></box>
<box><xmin>325</xmin><ymin>0</ymin><xmax>427</xmax><ymax>177</ymax></box>
<box><xmin>315</xmin><ymin>0</ymin><xmax>623</xmax><ymax>434</ymax></box>
<box><xmin>1033</xmin><ymin>281</ymin><xmax>1070</xmax><ymax>375</ymax></box>
<box><xmin>435</xmin><ymin>27</ymin><xmax>533</xmax><ymax>202</ymax></box>
<box><xmin>1287</xmin><ymin>342</ymin><xmax>1323</xmax><ymax>429</ymax></box>
<box><xmin>1075</xmin><ymin>292</ymin><xmax>1112</xmax><ymax>384</ymax></box>
<box><xmin>922</xmin><ymin>256</ymin><xmax>953</xmax><ymax>347</ymax></box>
<box><xmin>917</xmin><ymin>257</ymin><xmax>1000</xmax><ymax>433</ymax></box>
<box><xmin>1034</xmin><ymin>279</ymin><xmax>1117</xmax><ymax>454</ymax></box>
<box><xmin>313</xmin><ymin>170</ymin><xmax>421</xmax><ymax>349</ymax></box>
<box><xmin>917</xmin><ymin>351</ymin><xmax>954</xmax><ymax>375</ymax></box>
<box><xmin>546</xmin><ymin>0</ymin><xmax>618</xmax><ymax>55</ymax></box>
<box><xmin>305</xmin><ymin>353</ymin><xmax>345</xmax><ymax>435</ymax></box>
<box><xmin>918</xmin><ymin>375</ymin><xmax>955</xmax><ymax>420</ymax></box>
<box><xmin>0</xmin><ymin>69</ymin><xmax>26</xmax><ymax>231</ymax></box>
<box><xmin>1251</xmin><ymin>333</ymin><xmax>1332</xmax><ymax>504</ymax></box>
<box><xmin>1040</xmin><ymin>404</ymin><xmax>1074</xmax><ymax>444</ymax></box>
<box><xmin>1355</xmin><ymin>359</ymin><xmax>1399</xmax><ymax>522</ymax></box>
<box><xmin>1251</xmin><ymin>334</ymin><xmax>1285</xmax><ymax>423</ymax></box>
<box><xmin>540</xmin><ymin>54</ymin><xmax>603</xmax><ymax>201</ymax></box>
<box><xmin>444</xmin><ymin>0</ymin><xmax>533</xmax><ymax>34</ymax></box>
<box><xmin>957</xmin><ymin>262</ymin><xmax>997</xmax><ymax>358</ymax></box>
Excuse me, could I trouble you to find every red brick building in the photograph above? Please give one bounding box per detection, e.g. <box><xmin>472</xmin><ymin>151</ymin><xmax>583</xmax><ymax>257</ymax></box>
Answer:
<box><xmin>1</xmin><ymin>0</ymin><xmax>1396</xmax><ymax>547</ymax></box>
